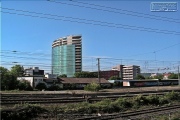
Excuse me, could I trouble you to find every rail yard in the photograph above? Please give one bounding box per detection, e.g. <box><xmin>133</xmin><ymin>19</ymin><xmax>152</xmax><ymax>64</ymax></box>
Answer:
<box><xmin>1</xmin><ymin>86</ymin><xmax>180</xmax><ymax>120</ymax></box>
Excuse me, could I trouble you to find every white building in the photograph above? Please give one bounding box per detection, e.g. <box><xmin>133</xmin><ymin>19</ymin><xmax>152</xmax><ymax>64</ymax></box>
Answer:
<box><xmin>112</xmin><ymin>65</ymin><xmax>140</xmax><ymax>80</ymax></box>
<box><xmin>45</xmin><ymin>73</ymin><xmax>57</xmax><ymax>79</ymax></box>
<box><xmin>17</xmin><ymin>76</ymin><xmax>45</xmax><ymax>88</ymax></box>
<box><xmin>123</xmin><ymin>65</ymin><xmax>140</xmax><ymax>80</ymax></box>
<box><xmin>17</xmin><ymin>67</ymin><xmax>46</xmax><ymax>88</ymax></box>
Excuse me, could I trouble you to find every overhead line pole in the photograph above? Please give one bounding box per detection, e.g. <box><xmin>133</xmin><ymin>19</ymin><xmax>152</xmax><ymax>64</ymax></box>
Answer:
<box><xmin>178</xmin><ymin>65</ymin><xmax>180</xmax><ymax>85</ymax></box>
<box><xmin>97</xmin><ymin>58</ymin><xmax>101</xmax><ymax>85</ymax></box>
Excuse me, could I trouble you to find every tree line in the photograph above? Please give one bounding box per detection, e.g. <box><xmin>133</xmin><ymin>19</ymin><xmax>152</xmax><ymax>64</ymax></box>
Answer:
<box><xmin>0</xmin><ymin>65</ymin><xmax>33</xmax><ymax>90</ymax></box>
<box><xmin>0</xmin><ymin>65</ymin><xmax>99</xmax><ymax>91</ymax></box>
<box><xmin>1</xmin><ymin>65</ymin><xmax>179</xmax><ymax>91</ymax></box>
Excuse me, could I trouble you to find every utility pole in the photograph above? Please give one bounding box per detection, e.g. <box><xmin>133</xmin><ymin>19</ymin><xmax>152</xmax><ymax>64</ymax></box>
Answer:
<box><xmin>178</xmin><ymin>65</ymin><xmax>180</xmax><ymax>85</ymax></box>
<box><xmin>97</xmin><ymin>58</ymin><xmax>100</xmax><ymax>85</ymax></box>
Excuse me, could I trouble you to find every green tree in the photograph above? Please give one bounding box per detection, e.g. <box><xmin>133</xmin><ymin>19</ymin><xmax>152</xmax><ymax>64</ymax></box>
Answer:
<box><xmin>58</xmin><ymin>74</ymin><xmax>67</xmax><ymax>78</ymax></box>
<box><xmin>0</xmin><ymin>67</ymin><xmax>10</xmax><ymax>90</ymax></box>
<box><xmin>9</xmin><ymin>65</ymin><xmax>24</xmax><ymax>90</ymax></box>
<box><xmin>109</xmin><ymin>76</ymin><xmax>121</xmax><ymax>80</ymax></box>
<box><xmin>17</xmin><ymin>80</ymin><xmax>33</xmax><ymax>90</ymax></box>
<box><xmin>84</xmin><ymin>82</ymin><xmax>101</xmax><ymax>92</ymax></box>
<box><xmin>35</xmin><ymin>83</ymin><xmax>47</xmax><ymax>90</ymax></box>
<box><xmin>135</xmin><ymin>74</ymin><xmax>145</xmax><ymax>80</ymax></box>
<box><xmin>0</xmin><ymin>66</ymin><xmax>20</xmax><ymax>90</ymax></box>
<box><xmin>10</xmin><ymin>65</ymin><xmax>24</xmax><ymax>77</ymax></box>
<box><xmin>153</xmin><ymin>74</ymin><xmax>163</xmax><ymax>80</ymax></box>
<box><xmin>168</xmin><ymin>73</ymin><xmax>178</xmax><ymax>79</ymax></box>
<box><xmin>74</xmin><ymin>72</ymin><xmax>98</xmax><ymax>78</ymax></box>
<box><xmin>48</xmin><ymin>85</ymin><xmax>61</xmax><ymax>91</ymax></box>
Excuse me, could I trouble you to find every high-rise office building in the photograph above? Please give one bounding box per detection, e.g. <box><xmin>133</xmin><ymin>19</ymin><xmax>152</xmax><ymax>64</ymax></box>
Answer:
<box><xmin>52</xmin><ymin>35</ymin><xmax>82</xmax><ymax>77</ymax></box>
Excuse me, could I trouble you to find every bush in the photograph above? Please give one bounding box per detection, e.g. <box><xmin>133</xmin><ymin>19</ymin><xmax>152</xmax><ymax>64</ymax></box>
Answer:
<box><xmin>17</xmin><ymin>80</ymin><xmax>33</xmax><ymax>91</ymax></box>
<box><xmin>47</xmin><ymin>85</ymin><xmax>61</xmax><ymax>91</ymax></box>
<box><xmin>146</xmin><ymin>95</ymin><xmax>160</xmax><ymax>105</ymax></box>
<box><xmin>133</xmin><ymin>95</ymin><xmax>149</xmax><ymax>106</ymax></box>
<box><xmin>1</xmin><ymin>104</ymin><xmax>47</xmax><ymax>120</ymax></box>
<box><xmin>115</xmin><ymin>98</ymin><xmax>132</xmax><ymax>109</ymax></box>
<box><xmin>165</xmin><ymin>91</ymin><xmax>180</xmax><ymax>101</ymax></box>
<box><xmin>84</xmin><ymin>82</ymin><xmax>101</xmax><ymax>92</ymax></box>
<box><xmin>35</xmin><ymin>83</ymin><xmax>47</xmax><ymax>91</ymax></box>
<box><xmin>159</xmin><ymin>97</ymin><xmax>169</xmax><ymax>105</ymax></box>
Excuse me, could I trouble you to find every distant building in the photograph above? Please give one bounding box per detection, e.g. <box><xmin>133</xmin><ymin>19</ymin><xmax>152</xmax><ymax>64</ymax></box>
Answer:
<box><xmin>24</xmin><ymin>67</ymin><xmax>44</xmax><ymax>76</ymax></box>
<box><xmin>163</xmin><ymin>73</ymin><xmax>171</xmax><ymax>79</ymax></box>
<box><xmin>91</xmin><ymin>70</ymin><xmax>120</xmax><ymax>80</ymax></box>
<box><xmin>58</xmin><ymin>78</ymin><xmax>111</xmax><ymax>89</ymax></box>
<box><xmin>45</xmin><ymin>73</ymin><xmax>58</xmax><ymax>79</ymax></box>
<box><xmin>17</xmin><ymin>67</ymin><xmax>45</xmax><ymax>88</ymax></box>
<box><xmin>123</xmin><ymin>65</ymin><xmax>140</xmax><ymax>80</ymax></box>
<box><xmin>112</xmin><ymin>65</ymin><xmax>124</xmax><ymax>78</ymax></box>
<box><xmin>112</xmin><ymin>65</ymin><xmax>140</xmax><ymax>80</ymax></box>
<box><xmin>150</xmin><ymin>73</ymin><xmax>162</xmax><ymax>78</ymax></box>
<box><xmin>100</xmin><ymin>70</ymin><xmax>120</xmax><ymax>80</ymax></box>
<box><xmin>52</xmin><ymin>35</ymin><xmax>82</xmax><ymax>77</ymax></box>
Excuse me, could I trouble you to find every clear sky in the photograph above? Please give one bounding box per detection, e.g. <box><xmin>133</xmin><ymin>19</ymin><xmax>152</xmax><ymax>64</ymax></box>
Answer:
<box><xmin>1</xmin><ymin>0</ymin><xmax>180</xmax><ymax>73</ymax></box>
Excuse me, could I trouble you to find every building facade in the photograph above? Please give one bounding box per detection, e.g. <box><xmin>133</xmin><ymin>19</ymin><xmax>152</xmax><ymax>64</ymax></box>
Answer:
<box><xmin>112</xmin><ymin>65</ymin><xmax>140</xmax><ymax>80</ymax></box>
<box><xmin>112</xmin><ymin>65</ymin><xmax>124</xmax><ymax>79</ymax></box>
<box><xmin>17</xmin><ymin>67</ymin><xmax>45</xmax><ymax>88</ymax></box>
<box><xmin>122</xmin><ymin>65</ymin><xmax>140</xmax><ymax>80</ymax></box>
<box><xmin>100</xmin><ymin>70</ymin><xmax>120</xmax><ymax>80</ymax></box>
<box><xmin>91</xmin><ymin>70</ymin><xmax>120</xmax><ymax>80</ymax></box>
<box><xmin>52</xmin><ymin>35</ymin><xmax>82</xmax><ymax>77</ymax></box>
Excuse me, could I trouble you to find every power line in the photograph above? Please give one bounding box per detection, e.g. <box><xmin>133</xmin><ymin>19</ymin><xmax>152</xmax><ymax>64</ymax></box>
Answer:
<box><xmin>154</xmin><ymin>42</ymin><xmax>180</xmax><ymax>53</ymax></box>
<box><xmin>1</xmin><ymin>7</ymin><xmax>180</xmax><ymax>35</ymax></box>
<box><xmin>3</xmin><ymin>42</ymin><xmax>179</xmax><ymax>59</ymax></box>
<box><xmin>48</xmin><ymin>0</ymin><xmax>180</xmax><ymax>23</ymax></box>
<box><xmin>122</xmin><ymin>42</ymin><xmax>180</xmax><ymax>58</ymax></box>
<box><xmin>1</xmin><ymin>50</ymin><xmax>179</xmax><ymax>63</ymax></box>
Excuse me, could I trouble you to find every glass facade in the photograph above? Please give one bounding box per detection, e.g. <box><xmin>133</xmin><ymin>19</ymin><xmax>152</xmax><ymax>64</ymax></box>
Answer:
<box><xmin>52</xmin><ymin>45</ymin><xmax>75</xmax><ymax>77</ymax></box>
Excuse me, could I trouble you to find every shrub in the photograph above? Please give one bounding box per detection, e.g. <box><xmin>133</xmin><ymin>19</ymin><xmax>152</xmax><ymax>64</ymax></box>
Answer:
<box><xmin>84</xmin><ymin>82</ymin><xmax>101</xmax><ymax>92</ymax></box>
<box><xmin>35</xmin><ymin>83</ymin><xmax>47</xmax><ymax>91</ymax></box>
<box><xmin>17</xmin><ymin>80</ymin><xmax>33</xmax><ymax>91</ymax></box>
<box><xmin>159</xmin><ymin>97</ymin><xmax>169</xmax><ymax>105</ymax></box>
<box><xmin>165</xmin><ymin>91</ymin><xmax>180</xmax><ymax>101</ymax></box>
<box><xmin>47</xmin><ymin>85</ymin><xmax>61</xmax><ymax>91</ymax></box>
<box><xmin>133</xmin><ymin>95</ymin><xmax>148</xmax><ymax>106</ymax></box>
<box><xmin>146</xmin><ymin>95</ymin><xmax>160</xmax><ymax>105</ymax></box>
<box><xmin>1</xmin><ymin>104</ymin><xmax>47</xmax><ymax>120</ymax></box>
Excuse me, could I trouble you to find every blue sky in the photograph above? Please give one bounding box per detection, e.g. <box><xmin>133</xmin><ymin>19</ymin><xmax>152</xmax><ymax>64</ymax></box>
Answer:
<box><xmin>1</xmin><ymin>0</ymin><xmax>180</xmax><ymax>73</ymax></box>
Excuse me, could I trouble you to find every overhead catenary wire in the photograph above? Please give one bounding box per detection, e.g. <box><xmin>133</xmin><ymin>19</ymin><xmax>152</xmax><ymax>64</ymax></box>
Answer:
<box><xmin>1</xmin><ymin>47</ymin><xmax>179</xmax><ymax>63</ymax></box>
<box><xmin>1</xmin><ymin>7</ymin><xmax>180</xmax><ymax>35</ymax></box>
<box><xmin>1</xmin><ymin>41</ymin><xmax>180</xmax><ymax>62</ymax></box>
<box><xmin>121</xmin><ymin>42</ymin><xmax>180</xmax><ymax>58</ymax></box>
<box><xmin>2</xmin><ymin>62</ymin><xmax>177</xmax><ymax>73</ymax></box>
<box><xmin>48</xmin><ymin>0</ymin><xmax>180</xmax><ymax>24</ymax></box>
<box><xmin>1</xmin><ymin>53</ymin><xmax>179</xmax><ymax>70</ymax></box>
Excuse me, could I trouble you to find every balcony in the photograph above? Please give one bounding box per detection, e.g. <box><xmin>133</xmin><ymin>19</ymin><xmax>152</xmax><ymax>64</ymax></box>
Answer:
<box><xmin>75</xmin><ymin>49</ymin><xmax>81</xmax><ymax>52</ymax></box>
<box><xmin>76</xmin><ymin>60</ymin><xmax>81</xmax><ymax>63</ymax></box>
<box><xmin>75</xmin><ymin>52</ymin><xmax>81</xmax><ymax>55</ymax></box>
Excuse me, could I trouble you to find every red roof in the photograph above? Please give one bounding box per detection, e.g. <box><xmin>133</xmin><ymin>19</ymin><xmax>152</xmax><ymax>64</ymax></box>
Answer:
<box><xmin>58</xmin><ymin>78</ymin><xmax>110</xmax><ymax>84</ymax></box>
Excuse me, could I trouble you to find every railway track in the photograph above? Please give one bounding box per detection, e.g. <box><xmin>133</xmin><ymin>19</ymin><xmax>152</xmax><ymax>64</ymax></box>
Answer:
<box><xmin>1</xmin><ymin>90</ymin><xmax>179</xmax><ymax>105</ymax></box>
<box><xmin>1</xmin><ymin>92</ymin><xmax>167</xmax><ymax>105</ymax></box>
<box><xmin>56</xmin><ymin>104</ymin><xmax>180</xmax><ymax>120</ymax></box>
